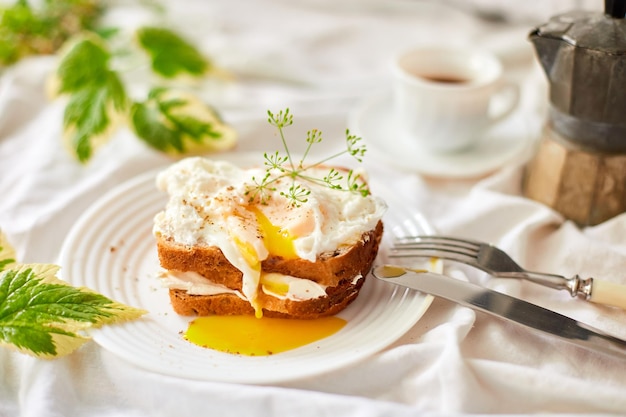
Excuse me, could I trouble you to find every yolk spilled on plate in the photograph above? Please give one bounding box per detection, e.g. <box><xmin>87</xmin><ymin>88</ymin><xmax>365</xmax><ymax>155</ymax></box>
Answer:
<box><xmin>184</xmin><ymin>315</ymin><xmax>346</xmax><ymax>356</ymax></box>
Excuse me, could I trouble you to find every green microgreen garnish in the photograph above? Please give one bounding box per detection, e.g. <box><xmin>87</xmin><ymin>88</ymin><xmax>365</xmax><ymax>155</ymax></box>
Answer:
<box><xmin>0</xmin><ymin>230</ymin><xmax>146</xmax><ymax>359</ymax></box>
<box><xmin>245</xmin><ymin>108</ymin><xmax>370</xmax><ymax>207</ymax></box>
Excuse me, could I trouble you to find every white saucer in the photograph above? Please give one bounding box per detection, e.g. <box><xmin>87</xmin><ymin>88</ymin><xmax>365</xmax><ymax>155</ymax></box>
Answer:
<box><xmin>349</xmin><ymin>94</ymin><xmax>536</xmax><ymax>179</ymax></box>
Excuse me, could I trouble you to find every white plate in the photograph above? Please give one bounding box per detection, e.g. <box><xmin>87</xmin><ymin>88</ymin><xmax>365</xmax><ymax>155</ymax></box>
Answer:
<box><xmin>59</xmin><ymin>153</ymin><xmax>434</xmax><ymax>384</ymax></box>
<box><xmin>349</xmin><ymin>94</ymin><xmax>535</xmax><ymax>179</ymax></box>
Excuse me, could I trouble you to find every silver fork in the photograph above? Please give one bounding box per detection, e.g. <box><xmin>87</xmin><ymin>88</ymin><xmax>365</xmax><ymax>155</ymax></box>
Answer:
<box><xmin>391</xmin><ymin>235</ymin><xmax>626</xmax><ymax>310</ymax></box>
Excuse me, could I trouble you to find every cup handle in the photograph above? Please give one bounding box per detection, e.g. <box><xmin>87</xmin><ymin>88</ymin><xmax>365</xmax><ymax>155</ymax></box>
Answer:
<box><xmin>489</xmin><ymin>82</ymin><xmax>519</xmax><ymax>124</ymax></box>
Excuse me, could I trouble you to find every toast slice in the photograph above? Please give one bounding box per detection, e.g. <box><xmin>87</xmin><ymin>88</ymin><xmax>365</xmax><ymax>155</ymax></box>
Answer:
<box><xmin>156</xmin><ymin>221</ymin><xmax>383</xmax><ymax>290</ymax></box>
<box><xmin>168</xmin><ymin>277</ymin><xmax>364</xmax><ymax>319</ymax></box>
<box><xmin>158</xmin><ymin>221</ymin><xmax>383</xmax><ymax>319</ymax></box>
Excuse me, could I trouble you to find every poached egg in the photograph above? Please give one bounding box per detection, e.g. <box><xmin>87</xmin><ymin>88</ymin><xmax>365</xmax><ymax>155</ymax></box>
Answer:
<box><xmin>153</xmin><ymin>157</ymin><xmax>387</xmax><ymax>316</ymax></box>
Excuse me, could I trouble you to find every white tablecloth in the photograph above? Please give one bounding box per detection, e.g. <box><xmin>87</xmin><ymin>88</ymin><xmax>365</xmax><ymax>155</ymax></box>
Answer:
<box><xmin>2</xmin><ymin>1</ymin><xmax>626</xmax><ymax>416</ymax></box>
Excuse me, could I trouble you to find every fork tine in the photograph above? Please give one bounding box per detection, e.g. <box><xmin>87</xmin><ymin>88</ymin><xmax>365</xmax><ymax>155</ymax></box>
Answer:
<box><xmin>388</xmin><ymin>248</ymin><xmax>480</xmax><ymax>269</ymax></box>
<box><xmin>389</xmin><ymin>235</ymin><xmax>483</xmax><ymax>267</ymax></box>
<box><xmin>391</xmin><ymin>242</ymin><xmax>478</xmax><ymax>257</ymax></box>
<box><xmin>393</xmin><ymin>237</ymin><xmax>481</xmax><ymax>255</ymax></box>
<box><xmin>394</xmin><ymin>235</ymin><xmax>482</xmax><ymax>249</ymax></box>
<box><xmin>393</xmin><ymin>241</ymin><xmax>479</xmax><ymax>255</ymax></box>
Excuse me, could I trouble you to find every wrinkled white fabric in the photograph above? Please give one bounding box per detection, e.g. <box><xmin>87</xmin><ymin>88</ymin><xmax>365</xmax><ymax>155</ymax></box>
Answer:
<box><xmin>1</xmin><ymin>1</ymin><xmax>625</xmax><ymax>416</ymax></box>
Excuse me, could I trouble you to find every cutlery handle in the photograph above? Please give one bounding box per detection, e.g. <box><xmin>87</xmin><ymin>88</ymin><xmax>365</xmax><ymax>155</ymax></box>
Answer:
<box><xmin>589</xmin><ymin>278</ymin><xmax>626</xmax><ymax>310</ymax></box>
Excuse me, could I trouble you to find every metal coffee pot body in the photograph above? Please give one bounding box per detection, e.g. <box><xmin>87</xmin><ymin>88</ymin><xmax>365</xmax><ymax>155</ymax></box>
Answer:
<box><xmin>523</xmin><ymin>1</ymin><xmax>626</xmax><ymax>226</ymax></box>
<box><xmin>529</xmin><ymin>3</ymin><xmax>626</xmax><ymax>152</ymax></box>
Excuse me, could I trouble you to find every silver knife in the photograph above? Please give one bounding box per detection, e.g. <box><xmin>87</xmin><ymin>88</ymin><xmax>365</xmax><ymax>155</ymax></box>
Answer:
<box><xmin>372</xmin><ymin>265</ymin><xmax>626</xmax><ymax>360</ymax></box>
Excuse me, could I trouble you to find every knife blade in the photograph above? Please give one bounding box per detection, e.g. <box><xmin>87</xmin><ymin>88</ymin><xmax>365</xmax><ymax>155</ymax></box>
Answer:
<box><xmin>372</xmin><ymin>265</ymin><xmax>626</xmax><ymax>360</ymax></box>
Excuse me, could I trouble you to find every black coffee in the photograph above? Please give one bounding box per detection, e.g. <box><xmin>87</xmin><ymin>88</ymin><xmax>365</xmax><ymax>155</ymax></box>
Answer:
<box><xmin>420</xmin><ymin>74</ymin><xmax>469</xmax><ymax>84</ymax></box>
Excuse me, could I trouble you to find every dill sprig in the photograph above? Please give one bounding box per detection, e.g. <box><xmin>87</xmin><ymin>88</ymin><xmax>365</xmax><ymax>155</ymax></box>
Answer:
<box><xmin>245</xmin><ymin>108</ymin><xmax>370</xmax><ymax>207</ymax></box>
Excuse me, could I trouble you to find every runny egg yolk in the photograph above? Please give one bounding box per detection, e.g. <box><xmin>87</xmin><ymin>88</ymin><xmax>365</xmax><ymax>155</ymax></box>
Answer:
<box><xmin>260</xmin><ymin>276</ymin><xmax>290</xmax><ymax>296</ymax></box>
<box><xmin>233</xmin><ymin>236</ymin><xmax>261</xmax><ymax>271</ymax></box>
<box><xmin>184</xmin><ymin>315</ymin><xmax>346</xmax><ymax>356</ymax></box>
<box><xmin>249</xmin><ymin>206</ymin><xmax>298</xmax><ymax>259</ymax></box>
<box><xmin>230</xmin><ymin>206</ymin><xmax>306</xmax><ymax>318</ymax></box>
<box><xmin>231</xmin><ymin>205</ymin><xmax>300</xmax><ymax>273</ymax></box>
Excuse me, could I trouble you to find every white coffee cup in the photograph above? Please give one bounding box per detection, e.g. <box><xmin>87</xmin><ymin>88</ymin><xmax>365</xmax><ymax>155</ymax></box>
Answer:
<box><xmin>392</xmin><ymin>46</ymin><xmax>519</xmax><ymax>153</ymax></box>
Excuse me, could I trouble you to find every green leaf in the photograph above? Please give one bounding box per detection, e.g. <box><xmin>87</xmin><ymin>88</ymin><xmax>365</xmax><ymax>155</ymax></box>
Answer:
<box><xmin>93</xmin><ymin>26</ymin><xmax>120</xmax><ymax>40</ymax></box>
<box><xmin>0</xmin><ymin>0</ymin><xmax>102</xmax><ymax>67</ymax></box>
<box><xmin>55</xmin><ymin>36</ymin><xmax>128</xmax><ymax>163</ymax></box>
<box><xmin>0</xmin><ymin>263</ymin><xmax>146</xmax><ymax>359</ymax></box>
<box><xmin>0</xmin><ymin>231</ymin><xmax>16</xmax><ymax>273</ymax></box>
<box><xmin>131</xmin><ymin>100</ymin><xmax>183</xmax><ymax>152</ymax></box>
<box><xmin>136</xmin><ymin>27</ymin><xmax>209</xmax><ymax>78</ymax></box>
<box><xmin>130</xmin><ymin>88</ymin><xmax>236</xmax><ymax>155</ymax></box>
<box><xmin>0</xmin><ymin>3</ymin><xmax>37</xmax><ymax>66</ymax></box>
<box><xmin>56</xmin><ymin>37</ymin><xmax>111</xmax><ymax>93</ymax></box>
